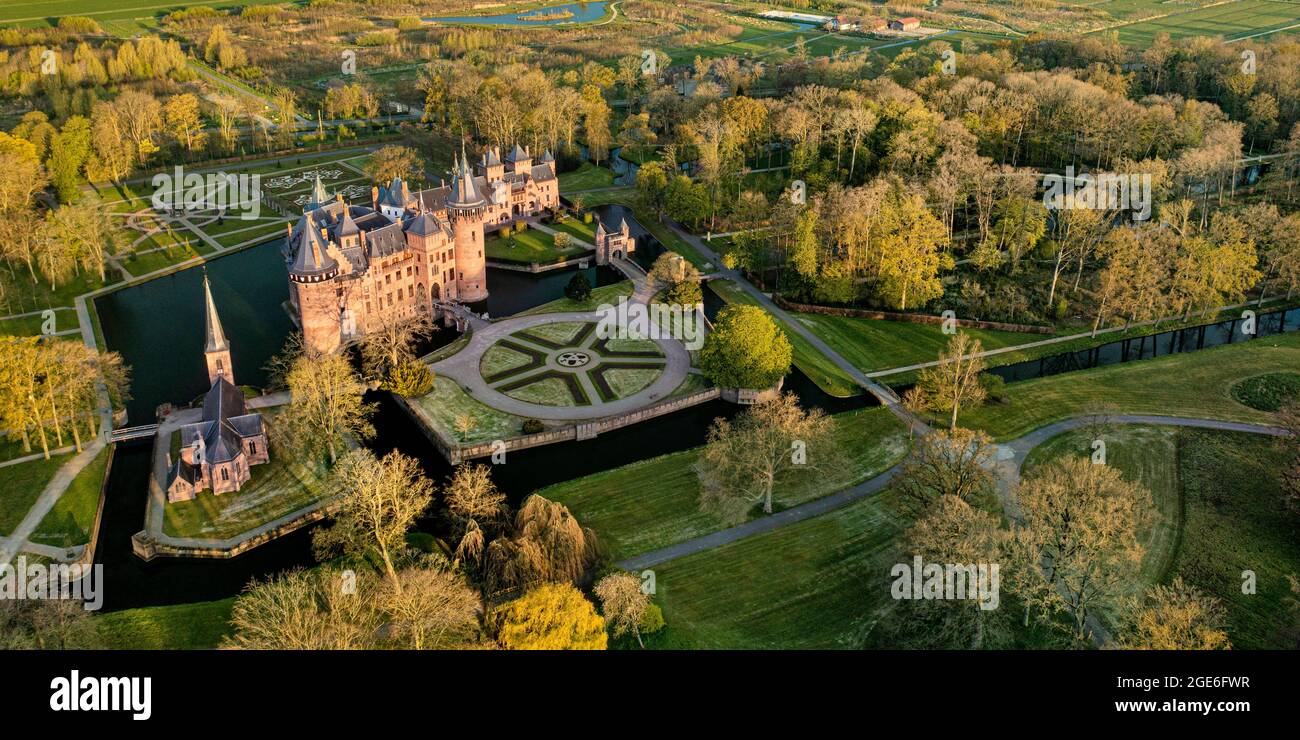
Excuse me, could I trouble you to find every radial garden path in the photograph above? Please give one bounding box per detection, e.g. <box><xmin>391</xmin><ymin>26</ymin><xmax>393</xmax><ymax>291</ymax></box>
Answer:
<box><xmin>428</xmin><ymin>310</ymin><xmax>692</xmax><ymax>420</ymax></box>
<box><xmin>615</xmin><ymin>414</ymin><xmax>1290</xmax><ymax>572</ymax></box>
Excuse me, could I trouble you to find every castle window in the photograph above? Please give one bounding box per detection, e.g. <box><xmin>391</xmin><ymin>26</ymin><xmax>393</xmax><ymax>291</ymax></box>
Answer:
<box><xmin>366</xmin><ymin>302</ymin><xmax>372</xmax><ymax>313</ymax></box>
<box><xmin>398</xmin><ymin>288</ymin><xmax>404</xmax><ymax>300</ymax></box>
<box><xmin>221</xmin><ymin>468</ymin><xmax>229</xmax><ymax>482</ymax></box>
<box><xmin>385</xmin><ymin>274</ymin><xmax>391</xmax><ymax>285</ymax></box>
<box><xmin>387</xmin><ymin>293</ymin><xmax>393</xmax><ymax>305</ymax></box>
<box><xmin>406</xmin><ymin>266</ymin><xmax>412</xmax><ymax>277</ymax></box>
<box><xmin>249</xmin><ymin>441</ymin><xmax>256</xmax><ymax>454</ymax></box>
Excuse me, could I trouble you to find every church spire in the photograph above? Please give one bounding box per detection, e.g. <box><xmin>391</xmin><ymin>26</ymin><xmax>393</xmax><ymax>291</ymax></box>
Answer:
<box><xmin>202</xmin><ymin>270</ymin><xmax>234</xmax><ymax>386</ymax></box>
<box><xmin>312</xmin><ymin>173</ymin><xmax>328</xmax><ymax>205</ymax></box>
<box><xmin>203</xmin><ymin>270</ymin><xmax>228</xmax><ymax>353</ymax></box>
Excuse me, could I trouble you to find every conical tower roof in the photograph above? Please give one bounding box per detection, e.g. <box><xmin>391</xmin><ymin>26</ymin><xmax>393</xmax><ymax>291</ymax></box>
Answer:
<box><xmin>289</xmin><ymin>213</ymin><xmax>338</xmax><ymax>277</ymax></box>
<box><xmin>448</xmin><ymin>142</ymin><xmax>486</xmax><ymax>208</ymax></box>
<box><xmin>203</xmin><ymin>271</ymin><xmax>229</xmax><ymax>353</ymax></box>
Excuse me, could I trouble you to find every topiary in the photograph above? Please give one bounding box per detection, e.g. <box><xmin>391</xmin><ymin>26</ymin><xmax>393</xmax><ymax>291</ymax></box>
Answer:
<box><xmin>565</xmin><ymin>271</ymin><xmax>592</xmax><ymax>302</ymax></box>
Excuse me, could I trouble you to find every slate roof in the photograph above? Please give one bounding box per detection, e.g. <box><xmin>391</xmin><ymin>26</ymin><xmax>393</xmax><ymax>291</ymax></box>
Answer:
<box><xmin>179</xmin><ymin>378</ymin><xmax>264</xmax><ymax>466</ymax></box>
<box><xmin>288</xmin><ymin>213</ymin><xmax>337</xmax><ymax>277</ymax></box>
<box><xmin>203</xmin><ymin>273</ymin><xmax>228</xmax><ymax>353</ymax></box>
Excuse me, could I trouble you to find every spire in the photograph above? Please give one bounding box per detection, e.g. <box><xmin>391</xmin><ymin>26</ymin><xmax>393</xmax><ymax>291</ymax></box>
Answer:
<box><xmin>312</xmin><ymin>173</ymin><xmax>328</xmax><ymax>205</ymax></box>
<box><xmin>203</xmin><ymin>270</ymin><xmax>229</xmax><ymax>353</ymax></box>
<box><xmin>448</xmin><ymin>141</ymin><xmax>486</xmax><ymax>208</ymax></box>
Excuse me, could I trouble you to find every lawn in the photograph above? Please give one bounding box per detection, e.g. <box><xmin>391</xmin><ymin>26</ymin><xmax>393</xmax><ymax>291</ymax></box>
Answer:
<box><xmin>501</xmin><ymin>374</ymin><xmax>583</xmax><ymax>406</ymax></box>
<box><xmin>796</xmin><ymin>312</ymin><xmax>1053</xmax><ymax>374</ymax></box>
<box><xmin>559</xmin><ymin>162</ymin><xmax>617</xmax><ymax>191</ymax></box>
<box><xmin>648</xmin><ymin>488</ymin><xmax>910</xmax><ymax>648</ymax></box>
<box><xmin>416</xmin><ymin>375</ymin><xmax>527</xmax><ymax>443</ymax></box>
<box><xmin>709</xmin><ymin>279</ymin><xmax>861</xmax><ymax>398</ymax></box>
<box><xmin>540</xmin><ymin>406</ymin><xmax>909</xmax><ymax>560</ymax></box>
<box><xmin>514</xmin><ymin>280</ymin><xmax>634</xmax><ymax>316</ymax></box>
<box><xmin>162</xmin><ymin>433</ymin><xmax>332</xmax><ymax>540</ymax></box>
<box><xmin>1023</xmin><ymin>425</ymin><xmax>1300</xmax><ymax>649</ymax></box>
<box><xmin>485</xmin><ymin>227</ymin><xmax>589</xmax><ymax>264</ymax></box>
<box><xmin>956</xmin><ymin>332</ymin><xmax>1300</xmax><ymax>440</ymax></box>
<box><xmin>95</xmin><ymin>598</ymin><xmax>235</xmax><ymax>650</ymax></box>
<box><xmin>0</xmin><ymin>453</ymin><xmax>70</xmax><ymax>536</ymax></box>
<box><xmin>31</xmin><ymin>446</ymin><xmax>112</xmax><ymax>549</ymax></box>
<box><xmin>550</xmin><ymin>217</ymin><xmax>598</xmax><ymax>244</ymax></box>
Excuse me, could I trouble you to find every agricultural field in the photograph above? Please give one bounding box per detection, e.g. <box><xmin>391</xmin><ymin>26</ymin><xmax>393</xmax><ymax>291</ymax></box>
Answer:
<box><xmin>1103</xmin><ymin>0</ymin><xmax>1300</xmax><ymax>43</ymax></box>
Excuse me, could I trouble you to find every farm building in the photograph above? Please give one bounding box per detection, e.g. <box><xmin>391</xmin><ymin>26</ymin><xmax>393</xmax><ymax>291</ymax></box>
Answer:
<box><xmin>889</xmin><ymin>17</ymin><xmax>921</xmax><ymax>31</ymax></box>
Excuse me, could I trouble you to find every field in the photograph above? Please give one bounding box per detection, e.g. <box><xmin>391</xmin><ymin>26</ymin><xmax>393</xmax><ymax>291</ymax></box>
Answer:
<box><xmin>956</xmin><ymin>331</ymin><xmax>1300</xmax><ymax>439</ymax></box>
<box><xmin>0</xmin><ymin>0</ymin><xmax>286</xmax><ymax>30</ymax></box>
<box><xmin>1024</xmin><ymin>425</ymin><xmax>1300</xmax><ymax>649</ymax></box>
<box><xmin>1105</xmin><ymin>0</ymin><xmax>1300</xmax><ymax>43</ymax></box>
<box><xmin>540</xmin><ymin>406</ymin><xmax>909</xmax><ymax>560</ymax></box>
<box><xmin>794</xmin><ymin>312</ymin><xmax>1057</xmax><ymax>375</ymax></box>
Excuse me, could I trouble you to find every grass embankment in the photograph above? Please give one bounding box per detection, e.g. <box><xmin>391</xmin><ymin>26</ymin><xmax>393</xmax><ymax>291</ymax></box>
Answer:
<box><xmin>1025</xmin><ymin>425</ymin><xmax>1300</xmax><ymax>649</ymax></box>
<box><xmin>709</xmin><ymin>279</ymin><xmax>861</xmax><ymax>398</ymax></box>
<box><xmin>96</xmin><ymin>598</ymin><xmax>236</xmax><ymax>650</ymax></box>
<box><xmin>31</xmin><ymin>446</ymin><xmax>112</xmax><ymax>548</ymax></box>
<box><xmin>956</xmin><ymin>332</ymin><xmax>1300</xmax><ymax>440</ymax></box>
<box><xmin>0</xmin><ymin>453</ymin><xmax>70</xmax><ymax>536</ymax></box>
<box><xmin>795</xmin><ymin>312</ymin><xmax>1055</xmax><ymax>374</ymax></box>
<box><xmin>540</xmin><ymin>406</ymin><xmax>909</xmax><ymax>561</ymax></box>
<box><xmin>559</xmin><ymin>162</ymin><xmax>617</xmax><ymax>191</ymax></box>
<box><xmin>416</xmin><ymin>375</ymin><xmax>527</xmax><ymax>444</ymax></box>
<box><xmin>514</xmin><ymin>280</ymin><xmax>634</xmax><ymax>316</ymax></box>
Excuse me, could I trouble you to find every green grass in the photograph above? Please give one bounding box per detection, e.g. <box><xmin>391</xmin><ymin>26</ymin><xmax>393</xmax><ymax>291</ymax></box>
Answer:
<box><xmin>1105</xmin><ymin>0</ymin><xmax>1300</xmax><ymax>44</ymax></box>
<box><xmin>485</xmin><ymin>227</ymin><xmax>588</xmax><ymax>264</ymax></box>
<box><xmin>795</xmin><ymin>312</ymin><xmax>1054</xmax><ymax>374</ymax></box>
<box><xmin>550</xmin><ymin>218</ymin><xmax>598</xmax><ymax>244</ymax></box>
<box><xmin>416</xmin><ymin>375</ymin><xmax>526</xmax><ymax>443</ymax></box>
<box><xmin>1231</xmin><ymin>372</ymin><xmax>1300</xmax><ymax>412</ymax></box>
<box><xmin>648</xmin><ymin>488</ymin><xmax>909</xmax><ymax>648</ymax></box>
<box><xmin>162</xmin><ymin>435</ymin><xmax>331</xmax><ymax>540</ymax></box>
<box><xmin>515</xmin><ymin>321</ymin><xmax>588</xmax><ymax>345</ymax></box>
<box><xmin>31</xmin><ymin>446</ymin><xmax>111</xmax><ymax>549</ymax></box>
<box><xmin>541</xmin><ymin>406</ymin><xmax>909</xmax><ymax>560</ymax></box>
<box><xmin>0</xmin><ymin>453</ymin><xmax>70</xmax><ymax>536</ymax></box>
<box><xmin>501</xmin><ymin>375</ymin><xmax>582</xmax><ymax>406</ymax></box>
<box><xmin>709</xmin><ymin>279</ymin><xmax>861</xmax><ymax>398</ymax></box>
<box><xmin>559</xmin><ymin>162</ymin><xmax>617</xmax><ymax>191</ymax></box>
<box><xmin>514</xmin><ymin>280</ymin><xmax>634</xmax><ymax>316</ymax></box>
<box><xmin>422</xmin><ymin>329</ymin><xmax>473</xmax><ymax>363</ymax></box>
<box><xmin>603</xmin><ymin>367</ymin><xmax>659</xmax><ymax>397</ymax></box>
<box><xmin>956</xmin><ymin>332</ymin><xmax>1300</xmax><ymax>440</ymax></box>
<box><xmin>95</xmin><ymin>598</ymin><xmax>235</xmax><ymax>650</ymax></box>
<box><xmin>0</xmin><ymin>308</ymin><xmax>79</xmax><ymax>337</ymax></box>
<box><xmin>1023</xmin><ymin>425</ymin><xmax>1300</xmax><ymax>649</ymax></box>
<box><xmin>480</xmin><ymin>343</ymin><xmax>536</xmax><ymax>377</ymax></box>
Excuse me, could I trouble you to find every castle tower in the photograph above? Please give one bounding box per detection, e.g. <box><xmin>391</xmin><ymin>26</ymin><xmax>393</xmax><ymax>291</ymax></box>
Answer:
<box><xmin>446</xmin><ymin>143</ymin><xmax>489</xmax><ymax>303</ymax></box>
<box><xmin>506</xmin><ymin>143</ymin><xmax>531</xmax><ymax>174</ymax></box>
<box><xmin>202</xmin><ymin>272</ymin><xmax>234</xmax><ymax>386</ymax></box>
<box><xmin>288</xmin><ymin>212</ymin><xmax>343</xmax><ymax>354</ymax></box>
<box><xmin>307</xmin><ymin>173</ymin><xmax>329</xmax><ymax>212</ymax></box>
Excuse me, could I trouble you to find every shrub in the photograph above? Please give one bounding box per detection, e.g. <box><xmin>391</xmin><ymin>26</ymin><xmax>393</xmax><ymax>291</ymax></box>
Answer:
<box><xmin>1231</xmin><ymin>372</ymin><xmax>1300</xmax><ymax>411</ymax></box>
<box><xmin>522</xmin><ymin>419</ymin><xmax>545</xmax><ymax>434</ymax></box>
<box><xmin>405</xmin><ymin>532</ymin><xmax>438</xmax><ymax>553</ymax></box>
<box><xmin>385</xmin><ymin>361</ymin><xmax>435</xmax><ymax>397</ymax></box>
<box><xmin>499</xmin><ymin>225</ymin><xmax>512</xmax><ymax>238</ymax></box>
<box><xmin>583</xmin><ymin>213</ymin><xmax>593</xmax><ymax>223</ymax></box>
<box><xmin>565</xmin><ymin>271</ymin><xmax>592</xmax><ymax>302</ymax></box>
<box><xmin>979</xmin><ymin>373</ymin><xmax>1008</xmax><ymax>404</ymax></box>
<box><xmin>640</xmin><ymin>603</ymin><xmax>665</xmax><ymax>635</ymax></box>
<box><xmin>1054</xmin><ymin>297</ymin><xmax>1068</xmax><ymax>321</ymax></box>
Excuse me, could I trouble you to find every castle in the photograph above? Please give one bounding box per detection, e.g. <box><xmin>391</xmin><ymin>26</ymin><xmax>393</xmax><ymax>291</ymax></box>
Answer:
<box><xmin>166</xmin><ymin>274</ymin><xmax>270</xmax><ymax>502</ymax></box>
<box><xmin>286</xmin><ymin>143</ymin><xmax>563</xmax><ymax>354</ymax></box>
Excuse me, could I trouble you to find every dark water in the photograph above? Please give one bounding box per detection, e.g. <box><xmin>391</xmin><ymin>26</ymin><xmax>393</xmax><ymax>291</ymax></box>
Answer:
<box><xmin>482</xmin><ymin>264</ymin><xmax>623</xmax><ymax>317</ymax></box>
<box><xmin>95</xmin><ymin>239</ymin><xmax>294</xmax><ymax>423</ymax></box>
<box><xmin>983</xmin><ymin>307</ymin><xmax>1300</xmax><ymax>385</ymax></box>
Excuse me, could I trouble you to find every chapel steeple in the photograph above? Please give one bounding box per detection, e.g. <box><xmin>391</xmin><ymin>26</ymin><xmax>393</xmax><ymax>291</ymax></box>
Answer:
<box><xmin>202</xmin><ymin>271</ymin><xmax>234</xmax><ymax>386</ymax></box>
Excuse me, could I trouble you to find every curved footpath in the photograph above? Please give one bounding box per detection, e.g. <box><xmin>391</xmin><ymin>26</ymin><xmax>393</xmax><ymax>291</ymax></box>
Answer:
<box><xmin>616</xmin><ymin>414</ymin><xmax>1290</xmax><ymax>571</ymax></box>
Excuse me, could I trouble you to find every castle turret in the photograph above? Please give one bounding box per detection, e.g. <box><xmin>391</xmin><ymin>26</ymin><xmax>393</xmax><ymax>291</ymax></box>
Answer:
<box><xmin>446</xmin><ymin>143</ymin><xmax>489</xmax><ymax>303</ymax></box>
<box><xmin>288</xmin><ymin>213</ymin><xmax>343</xmax><ymax>353</ymax></box>
<box><xmin>480</xmin><ymin>146</ymin><xmax>505</xmax><ymax>182</ymax></box>
<box><xmin>202</xmin><ymin>271</ymin><xmax>233</xmax><ymax>386</ymax></box>
<box><xmin>506</xmin><ymin>143</ymin><xmax>532</xmax><ymax>174</ymax></box>
<box><xmin>307</xmin><ymin>173</ymin><xmax>329</xmax><ymax>212</ymax></box>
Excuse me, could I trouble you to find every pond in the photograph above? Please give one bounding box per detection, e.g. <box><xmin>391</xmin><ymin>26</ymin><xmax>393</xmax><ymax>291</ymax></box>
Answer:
<box><xmin>425</xmin><ymin>1</ymin><xmax>609</xmax><ymax>26</ymax></box>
